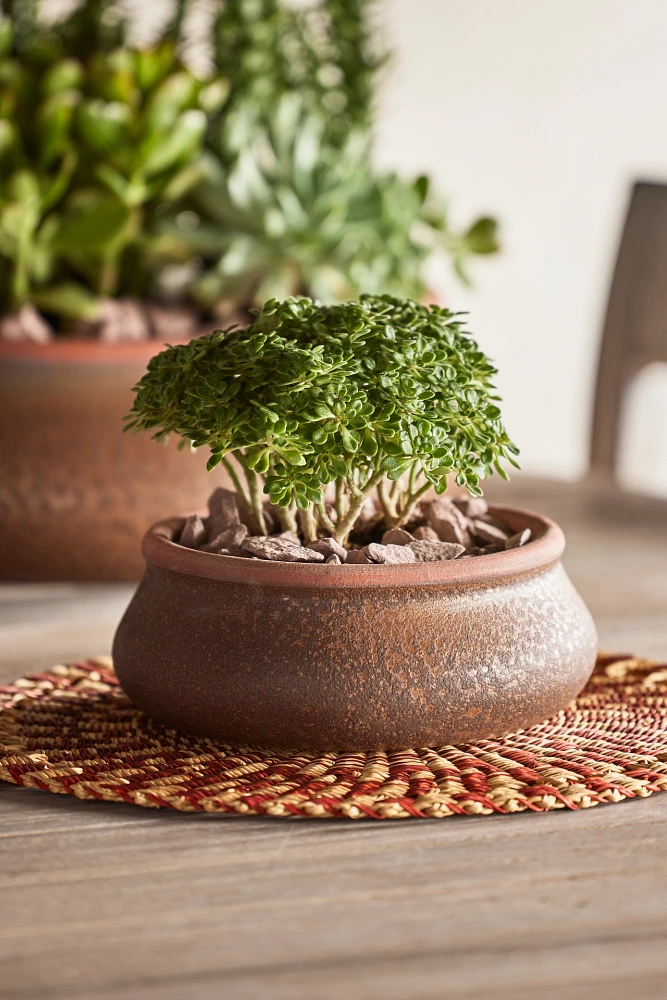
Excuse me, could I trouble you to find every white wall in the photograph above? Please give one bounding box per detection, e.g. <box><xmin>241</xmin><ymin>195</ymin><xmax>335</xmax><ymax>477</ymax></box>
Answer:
<box><xmin>375</xmin><ymin>0</ymin><xmax>667</xmax><ymax>483</ymax></box>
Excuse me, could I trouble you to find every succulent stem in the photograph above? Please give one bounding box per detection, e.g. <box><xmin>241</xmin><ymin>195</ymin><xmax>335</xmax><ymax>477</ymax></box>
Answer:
<box><xmin>333</xmin><ymin>465</ymin><xmax>385</xmax><ymax>545</ymax></box>
<box><xmin>298</xmin><ymin>505</ymin><xmax>318</xmax><ymax>544</ymax></box>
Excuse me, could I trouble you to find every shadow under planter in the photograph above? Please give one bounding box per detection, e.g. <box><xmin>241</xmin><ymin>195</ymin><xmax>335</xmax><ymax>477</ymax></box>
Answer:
<box><xmin>0</xmin><ymin>340</ymin><xmax>230</xmax><ymax>581</ymax></box>
<box><xmin>113</xmin><ymin>505</ymin><xmax>598</xmax><ymax>751</ymax></box>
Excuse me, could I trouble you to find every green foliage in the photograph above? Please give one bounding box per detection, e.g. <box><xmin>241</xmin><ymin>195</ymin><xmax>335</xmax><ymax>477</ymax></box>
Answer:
<box><xmin>0</xmin><ymin>0</ymin><xmax>499</xmax><ymax>334</ymax></box>
<box><xmin>0</xmin><ymin>0</ymin><xmax>213</xmax><ymax>322</ymax></box>
<box><xmin>212</xmin><ymin>0</ymin><xmax>382</xmax><ymax>152</ymax></box>
<box><xmin>126</xmin><ymin>295</ymin><xmax>518</xmax><ymax>543</ymax></box>
<box><xmin>173</xmin><ymin>0</ymin><xmax>499</xmax><ymax>317</ymax></box>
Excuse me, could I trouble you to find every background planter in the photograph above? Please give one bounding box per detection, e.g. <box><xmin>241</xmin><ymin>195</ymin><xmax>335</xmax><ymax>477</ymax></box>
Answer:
<box><xmin>113</xmin><ymin>506</ymin><xmax>598</xmax><ymax>751</ymax></box>
<box><xmin>0</xmin><ymin>340</ymin><xmax>229</xmax><ymax>581</ymax></box>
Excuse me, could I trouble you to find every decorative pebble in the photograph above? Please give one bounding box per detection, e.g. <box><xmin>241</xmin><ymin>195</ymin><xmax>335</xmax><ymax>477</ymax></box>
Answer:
<box><xmin>366</xmin><ymin>543</ymin><xmax>417</xmax><ymax>564</ymax></box>
<box><xmin>241</xmin><ymin>537</ymin><xmax>324</xmax><ymax>562</ymax></box>
<box><xmin>278</xmin><ymin>531</ymin><xmax>302</xmax><ymax>545</ymax></box>
<box><xmin>179</xmin><ymin>514</ymin><xmax>206</xmax><ymax>549</ymax></box>
<box><xmin>345</xmin><ymin>548</ymin><xmax>372</xmax><ymax>564</ymax></box>
<box><xmin>408</xmin><ymin>540</ymin><xmax>465</xmax><ymax>562</ymax></box>
<box><xmin>472</xmin><ymin>519</ymin><xmax>509</xmax><ymax>545</ymax></box>
<box><xmin>412</xmin><ymin>525</ymin><xmax>440</xmax><ymax>541</ymax></box>
<box><xmin>506</xmin><ymin>529</ymin><xmax>532</xmax><ymax>549</ymax></box>
<box><xmin>423</xmin><ymin>498</ymin><xmax>471</xmax><ymax>547</ymax></box>
<box><xmin>175</xmin><ymin>488</ymin><xmax>534</xmax><ymax>565</ymax></box>
<box><xmin>201</xmin><ymin>524</ymin><xmax>248</xmax><ymax>554</ymax></box>
<box><xmin>453</xmin><ymin>496</ymin><xmax>489</xmax><ymax>518</ymax></box>
<box><xmin>307</xmin><ymin>538</ymin><xmax>348</xmax><ymax>561</ymax></box>
<box><xmin>207</xmin><ymin>488</ymin><xmax>241</xmax><ymax>527</ymax></box>
<box><xmin>380</xmin><ymin>528</ymin><xmax>413</xmax><ymax>546</ymax></box>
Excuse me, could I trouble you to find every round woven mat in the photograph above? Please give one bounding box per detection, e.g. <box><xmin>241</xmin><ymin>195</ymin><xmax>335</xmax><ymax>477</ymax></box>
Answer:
<box><xmin>2</xmin><ymin>654</ymin><xmax>667</xmax><ymax>819</ymax></box>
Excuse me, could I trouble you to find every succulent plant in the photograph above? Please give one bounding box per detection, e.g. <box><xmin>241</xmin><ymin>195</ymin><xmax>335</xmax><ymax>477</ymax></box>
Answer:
<box><xmin>0</xmin><ymin>0</ymin><xmax>217</xmax><ymax>330</ymax></box>
<box><xmin>169</xmin><ymin>0</ymin><xmax>499</xmax><ymax>318</ymax></box>
<box><xmin>0</xmin><ymin>0</ymin><xmax>499</xmax><ymax>339</ymax></box>
<box><xmin>126</xmin><ymin>295</ymin><xmax>518</xmax><ymax>544</ymax></box>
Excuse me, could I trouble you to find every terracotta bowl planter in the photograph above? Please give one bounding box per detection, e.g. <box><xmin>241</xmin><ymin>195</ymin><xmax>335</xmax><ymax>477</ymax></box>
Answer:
<box><xmin>0</xmin><ymin>340</ymin><xmax>230</xmax><ymax>581</ymax></box>
<box><xmin>112</xmin><ymin>505</ymin><xmax>597</xmax><ymax>751</ymax></box>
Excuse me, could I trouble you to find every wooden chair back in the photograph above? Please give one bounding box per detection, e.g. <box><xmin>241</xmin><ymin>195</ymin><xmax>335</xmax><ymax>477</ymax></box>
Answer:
<box><xmin>590</xmin><ymin>181</ymin><xmax>667</xmax><ymax>478</ymax></box>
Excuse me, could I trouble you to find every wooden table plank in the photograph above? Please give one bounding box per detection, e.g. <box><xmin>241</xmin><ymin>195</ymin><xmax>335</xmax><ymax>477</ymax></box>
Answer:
<box><xmin>2</xmin><ymin>782</ymin><xmax>667</xmax><ymax>1000</ymax></box>
<box><xmin>2</xmin><ymin>478</ymin><xmax>666</xmax><ymax>1000</ymax></box>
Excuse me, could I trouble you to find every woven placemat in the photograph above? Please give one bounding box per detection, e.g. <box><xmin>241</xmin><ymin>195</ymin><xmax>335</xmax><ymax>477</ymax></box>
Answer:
<box><xmin>2</xmin><ymin>654</ymin><xmax>667</xmax><ymax>819</ymax></box>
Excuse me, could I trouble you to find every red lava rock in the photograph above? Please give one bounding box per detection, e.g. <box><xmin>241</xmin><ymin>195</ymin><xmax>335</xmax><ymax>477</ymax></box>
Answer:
<box><xmin>506</xmin><ymin>529</ymin><xmax>532</xmax><ymax>549</ymax></box>
<box><xmin>366</xmin><ymin>543</ymin><xmax>417</xmax><ymax>565</ymax></box>
<box><xmin>453</xmin><ymin>496</ymin><xmax>489</xmax><ymax>518</ymax></box>
<box><xmin>208</xmin><ymin>488</ymin><xmax>241</xmax><ymax>527</ymax></box>
<box><xmin>241</xmin><ymin>537</ymin><xmax>324</xmax><ymax>562</ymax></box>
<box><xmin>179</xmin><ymin>514</ymin><xmax>206</xmax><ymax>549</ymax></box>
<box><xmin>201</xmin><ymin>524</ymin><xmax>248</xmax><ymax>554</ymax></box>
<box><xmin>423</xmin><ymin>498</ymin><xmax>471</xmax><ymax>547</ymax></box>
<box><xmin>307</xmin><ymin>538</ymin><xmax>347</xmax><ymax>561</ymax></box>
<box><xmin>472</xmin><ymin>520</ymin><xmax>509</xmax><ymax>545</ymax></box>
<box><xmin>380</xmin><ymin>528</ymin><xmax>413</xmax><ymax>546</ymax></box>
<box><xmin>409</xmin><ymin>540</ymin><xmax>465</xmax><ymax>562</ymax></box>
<box><xmin>412</xmin><ymin>525</ymin><xmax>440</xmax><ymax>541</ymax></box>
<box><xmin>345</xmin><ymin>548</ymin><xmax>372</xmax><ymax>564</ymax></box>
<box><xmin>278</xmin><ymin>531</ymin><xmax>302</xmax><ymax>545</ymax></box>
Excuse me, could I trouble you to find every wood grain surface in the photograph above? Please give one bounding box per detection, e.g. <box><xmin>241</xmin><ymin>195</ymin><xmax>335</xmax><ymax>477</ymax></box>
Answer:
<box><xmin>2</xmin><ymin>478</ymin><xmax>667</xmax><ymax>1000</ymax></box>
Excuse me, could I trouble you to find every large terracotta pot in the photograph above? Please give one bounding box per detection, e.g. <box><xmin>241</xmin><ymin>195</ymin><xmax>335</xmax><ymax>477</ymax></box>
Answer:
<box><xmin>0</xmin><ymin>340</ymin><xmax>228</xmax><ymax>581</ymax></box>
<box><xmin>112</xmin><ymin>505</ymin><xmax>598</xmax><ymax>751</ymax></box>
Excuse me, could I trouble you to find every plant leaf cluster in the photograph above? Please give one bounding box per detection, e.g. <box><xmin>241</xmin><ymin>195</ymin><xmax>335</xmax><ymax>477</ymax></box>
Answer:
<box><xmin>0</xmin><ymin>0</ymin><xmax>499</xmax><ymax>332</ymax></box>
<box><xmin>172</xmin><ymin>0</ymin><xmax>498</xmax><ymax>314</ymax></box>
<box><xmin>0</xmin><ymin>0</ymin><xmax>216</xmax><ymax>323</ymax></box>
<box><xmin>126</xmin><ymin>295</ymin><xmax>518</xmax><ymax>542</ymax></box>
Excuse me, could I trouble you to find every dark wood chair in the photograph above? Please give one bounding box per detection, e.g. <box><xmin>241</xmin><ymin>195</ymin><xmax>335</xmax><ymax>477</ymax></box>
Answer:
<box><xmin>591</xmin><ymin>181</ymin><xmax>667</xmax><ymax>480</ymax></box>
<box><xmin>485</xmin><ymin>180</ymin><xmax>667</xmax><ymax>531</ymax></box>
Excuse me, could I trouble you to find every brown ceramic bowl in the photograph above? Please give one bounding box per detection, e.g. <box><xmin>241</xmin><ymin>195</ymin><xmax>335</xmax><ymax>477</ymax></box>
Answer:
<box><xmin>112</xmin><ymin>505</ymin><xmax>597</xmax><ymax>751</ymax></box>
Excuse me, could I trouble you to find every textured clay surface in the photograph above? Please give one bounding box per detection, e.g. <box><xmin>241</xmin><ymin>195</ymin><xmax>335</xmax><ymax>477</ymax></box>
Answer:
<box><xmin>113</xmin><ymin>510</ymin><xmax>598</xmax><ymax>750</ymax></box>
<box><xmin>0</xmin><ymin>345</ymin><xmax>230</xmax><ymax>580</ymax></box>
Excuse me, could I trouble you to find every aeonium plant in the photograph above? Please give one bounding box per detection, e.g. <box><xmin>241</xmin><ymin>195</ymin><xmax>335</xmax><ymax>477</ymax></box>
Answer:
<box><xmin>126</xmin><ymin>295</ymin><xmax>519</xmax><ymax>555</ymax></box>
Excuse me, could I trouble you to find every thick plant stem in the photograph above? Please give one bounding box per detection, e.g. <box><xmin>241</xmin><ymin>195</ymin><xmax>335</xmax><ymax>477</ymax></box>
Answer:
<box><xmin>407</xmin><ymin>461</ymin><xmax>418</xmax><ymax>497</ymax></box>
<box><xmin>335</xmin><ymin>477</ymin><xmax>348</xmax><ymax>519</ymax></box>
<box><xmin>241</xmin><ymin>465</ymin><xmax>268</xmax><ymax>535</ymax></box>
<box><xmin>316</xmin><ymin>501</ymin><xmax>337</xmax><ymax>535</ymax></box>
<box><xmin>377</xmin><ymin>478</ymin><xmax>397</xmax><ymax>521</ymax></box>
<box><xmin>333</xmin><ymin>467</ymin><xmax>386</xmax><ymax>546</ymax></box>
<box><xmin>298</xmin><ymin>505</ymin><xmax>318</xmax><ymax>544</ymax></box>
<box><xmin>345</xmin><ymin>473</ymin><xmax>363</xmax><ymax>499</ymax></box>
<box><xmin>221</xmin><ymin>457</ymin><xmax>251</xmax><ymax>510</ymax></box>
<box><xmin>394</xmin><ymin>479</ymin><xmax>432</xmax><ymax>528</ymax></box>
<box><xmin>274</xmin><ymin>501</ymin><xmax>298</xmax><ymax>534</ymax></box>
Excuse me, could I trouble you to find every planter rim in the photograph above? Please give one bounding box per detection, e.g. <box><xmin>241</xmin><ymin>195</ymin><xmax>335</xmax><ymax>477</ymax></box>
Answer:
<box><xmin>141</xmin><ymin>504</ymin><xmax>565</xmax><ymax>589</ymax></box>
<box><xmin>0</xmin><ymin>337</ymin><xmax>191</xmax><ymax>364</ymax></box>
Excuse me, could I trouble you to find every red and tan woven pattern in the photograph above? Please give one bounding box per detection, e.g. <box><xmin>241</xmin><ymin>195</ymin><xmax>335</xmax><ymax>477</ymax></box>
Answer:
<box><xmin>2</xmin><ymin>654</ymin><xmax>667</xmax><ymax>819</ymax></box>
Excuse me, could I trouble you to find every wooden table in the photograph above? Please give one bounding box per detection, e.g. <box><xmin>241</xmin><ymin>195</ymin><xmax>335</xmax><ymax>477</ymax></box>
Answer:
<box><xmin>2</xmin><ymin>479</ymin><xmax>667</xmax><ymax>1000</ymax></box>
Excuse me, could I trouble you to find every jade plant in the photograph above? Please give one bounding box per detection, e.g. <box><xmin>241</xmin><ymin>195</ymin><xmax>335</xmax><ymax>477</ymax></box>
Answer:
<box><xmin>126</xmin><ymin>295</ymin><xmax>518</xmax><ymax>545</ymax></box>
<box><xmin>0</xmin><ymin>0</ymin><xmax>498</xmax><ymax>338</ymax></box>
<box><xmin>0</xmin><ymin>0</ymin><xmax>218</xmax><ymax>331</ymax></box>
<box><xmin>167</xmin><ymin>0</ymin><xmax>499</xmax><ymax>315</ymax></box>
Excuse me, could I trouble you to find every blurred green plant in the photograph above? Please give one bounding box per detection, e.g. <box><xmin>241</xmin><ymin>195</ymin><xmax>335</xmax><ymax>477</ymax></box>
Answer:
<box><xmin>0</xmin><ymin>0</ymin><xmax>499</xmax><ymax>335</ymax></box>
<box><xmin>0</xmin><ymin>0</ymin><xmax>219</xmax><ymax>326</ymax></box>
<box><xmin>169</xmin><ymin>0</ymin><xmax>499</xmax><ymax>317</ymax></box>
